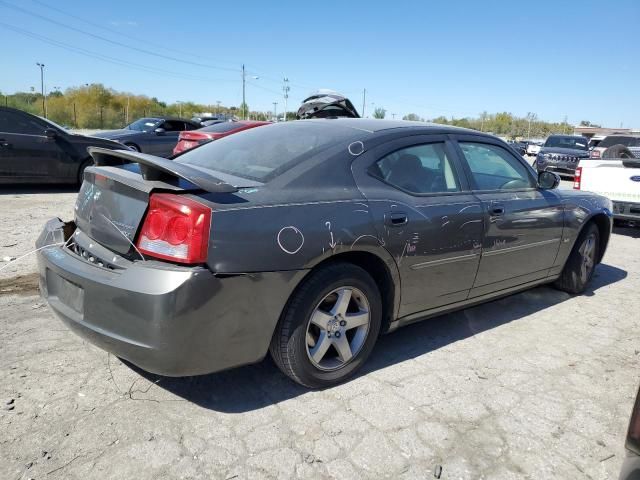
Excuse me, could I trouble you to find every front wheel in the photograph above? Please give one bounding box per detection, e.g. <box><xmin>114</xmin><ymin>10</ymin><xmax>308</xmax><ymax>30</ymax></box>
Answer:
<box><xmin>554</xmin><ymin>223</ymin><xmax>599</xmax><ymax>294</ymax></box>
<box><xmin>124</xmin><ymin>143</ymin><xmax>140</xmax><ymax>152</ymax></box>
<box><xmin>270</xmin><ymin>263</ymin><xmax>381</xmax><ymax>388</ymax></box>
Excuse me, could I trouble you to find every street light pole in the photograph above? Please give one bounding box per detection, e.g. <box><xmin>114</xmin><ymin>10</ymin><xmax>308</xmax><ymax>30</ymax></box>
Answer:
<box><xmin>362</xmin><ymin>88</ymin><xmax>366</xmax><ymax>118</ymax></box>
<box><xmin>176</xmin><ymin>101</ymin><xmax>183</xmax><ymax>117</ymax></box>
<box><xmin>282</xmin><ymin>77</ymin><xmax>290</xmax><ymax>122</ymax></box>
<box><xmin>273</xmin><ymin>102</ymin><xmax>278</xmax><ymax>122</ymax></box>
<box><xmin>36</xmin><ymin>62</ymin><xmax>45</xmax><ymax>117</ymax></box>
<box><xmin>242</xmin><ymin>64</ymin><xmax>246</xmax><ymax>120</ymax></box>
<box><xmin>216</xmin><ymin>100</ymin><xmax>221</xmax><ymax>115</ymax></box>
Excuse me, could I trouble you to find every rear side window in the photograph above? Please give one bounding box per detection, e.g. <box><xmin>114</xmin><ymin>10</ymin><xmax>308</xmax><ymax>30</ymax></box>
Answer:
<box><xmin>200</xmin><ymin>122</ymin><xmax>244</xmax><ymax>134</ymax></box>
<box><xmin>459</xmin><ymin>142</ymin><xmax>535</xmax><ymax>191</ymax></box>
<box><xmin>177</xmin><ymin>122</ymin><xmax>362</xmax><ymax>182</ymax></box>
<box><xmin>375</xmin><ymin>143</ymin><xmax>460</xmax><ymax>194</ymax></box>
<box><xmin>0</xmin><ymin>110</ymin><xmax>44</xmax><ymax>135</ymax></box>
<box><xmin>161</xmin><ymin>120</ymin><xmax>185</xmax><ymax>132</ymax></box>
<box><xmin>599</xmin><ymin>136</ymin><xmax>640</xmax><ymax>148</ymax></box>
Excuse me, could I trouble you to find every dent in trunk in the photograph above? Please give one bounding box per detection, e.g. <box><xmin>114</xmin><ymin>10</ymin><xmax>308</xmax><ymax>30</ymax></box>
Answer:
<box><xmin>75</xmin><ymin>171</ymin><xmax>150</xmax><ymax>255</ymax></box>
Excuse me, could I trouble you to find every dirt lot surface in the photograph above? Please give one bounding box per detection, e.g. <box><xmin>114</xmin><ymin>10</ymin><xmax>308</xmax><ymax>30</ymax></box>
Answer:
<box><xmin>1</xmin><ymin>187</ymin><xmax>639</xmax><ymax>480</ymax></box>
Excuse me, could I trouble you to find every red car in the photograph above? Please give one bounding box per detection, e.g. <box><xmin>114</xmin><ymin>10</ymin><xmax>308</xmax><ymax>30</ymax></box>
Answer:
<box><xmin>173</xmin><ymin>120</ymin><xmax>271</xmax><ymax>155</ymax></box>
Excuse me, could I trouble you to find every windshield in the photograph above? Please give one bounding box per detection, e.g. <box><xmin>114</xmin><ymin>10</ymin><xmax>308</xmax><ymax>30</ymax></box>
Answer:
<box><xmin>176</xmin><ymin>121</ymin><xmax>363</xmax><ymax>182</ymax></box>
<box><xmin>126</xmin><ymin>118</ymin><xmax>161</xmax><ymax>132</ymax></box>
<box><xmin>599</xmin><ymin>136</ymin><xmax>640</xmax><ymax>148</ymax></box>
<box><xmin>38</xmin><ymin>116</ymin><xmax>70</xmax><ymax>133</ymax></box>
<box><xmin>544</xmin><ymin>136</ymin><xmax>588</xmax><ymax>150</ymax></box>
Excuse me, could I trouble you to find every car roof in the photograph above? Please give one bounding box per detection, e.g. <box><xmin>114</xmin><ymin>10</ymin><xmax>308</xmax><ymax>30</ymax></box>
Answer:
<box><xmin>302</xmin><ymin>117</ymin><xmax>481</xmax><ymax>135</ymax></box>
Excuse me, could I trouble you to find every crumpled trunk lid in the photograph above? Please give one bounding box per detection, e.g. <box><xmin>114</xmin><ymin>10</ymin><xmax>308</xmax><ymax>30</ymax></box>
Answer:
<box><xmin>74</xmin><ymin>166</ymin><xmax>199</xmax><ymax>256</ymax></box>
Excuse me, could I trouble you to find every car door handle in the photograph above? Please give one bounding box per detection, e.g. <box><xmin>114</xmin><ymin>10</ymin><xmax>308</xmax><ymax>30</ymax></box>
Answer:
<box><xmin>385</xmin><ymin>212</ymin><xmax>408</xmax><ymax>227</ymax></box>
<box><xmin>0</xmin><ymin>139</ymin><xmax>10</xmax><ymax>148</ymax></box>
<box><xmin>489</xmin><ymin>205</ymin><xmax>505</xmax><ymax>216</ymax></box>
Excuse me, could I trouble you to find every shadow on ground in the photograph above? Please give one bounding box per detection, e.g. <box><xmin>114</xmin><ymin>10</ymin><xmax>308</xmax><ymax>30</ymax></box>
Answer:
<box><xmin>0</xmin><ymin>184</ymin><xmax>78</xmax><ymax>195</ymax></box>
<box><xmin>127</xmin><ymin>263</ymin><xmax>627</xmax><ymax>413</ymax></box>
<box><xmin>613</xmin><ymin>224</ymin><xmax>640</xmax><ymax>239</ymax></box>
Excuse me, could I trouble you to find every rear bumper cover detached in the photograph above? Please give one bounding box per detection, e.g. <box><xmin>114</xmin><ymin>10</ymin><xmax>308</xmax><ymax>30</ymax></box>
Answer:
<box><xmin>36</xmin><ymin>218</ymin><xmax>306</xmax><ymax>376</ymax></box>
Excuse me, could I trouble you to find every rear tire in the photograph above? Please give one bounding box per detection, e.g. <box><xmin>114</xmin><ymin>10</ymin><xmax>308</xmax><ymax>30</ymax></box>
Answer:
<box><xmin>554</xmin><ymin>223</ymin><xmax>599</xmax><ymax>294</ymax></box>
<box><xmin>270</xmin><ymin>263</ymin><xmax>381</xmax><ymax>388</ymax></box>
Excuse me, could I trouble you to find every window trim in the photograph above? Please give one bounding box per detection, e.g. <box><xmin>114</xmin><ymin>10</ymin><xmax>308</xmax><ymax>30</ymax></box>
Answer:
<box><xmin>364</xmin><ymin>136</ymin><xmax>471</xmax><ymax>198</ymax></box>
<box><xmin>451</xmin><ymin>135</ymin><xmax>539</xmax><ymax>194</ymax></box>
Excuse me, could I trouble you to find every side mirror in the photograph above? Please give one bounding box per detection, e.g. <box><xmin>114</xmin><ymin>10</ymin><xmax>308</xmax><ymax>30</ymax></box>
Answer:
<box><xmin>44</xmin><ymin>128</ymin><xmax>57</xmax><ymax>140</ymax></box>
<box><xmin>154</xmin><ymin>127</ymin><xmax>166</xmax><ymax>135</ymax></box>
<box><xmin>538</xmin><ymin>170</ymin><xmax>560</xmax><ymax>190</ymax></box>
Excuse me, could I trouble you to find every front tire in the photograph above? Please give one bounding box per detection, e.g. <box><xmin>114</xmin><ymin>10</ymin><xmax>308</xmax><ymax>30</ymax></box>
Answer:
<box><xmin>124</xmin><ymin>143</ymin><xmax>140</xmax><ymax>152</ymax></box>
<box><xmin>270</xmin><ymin>263</ymin><xmax>382</xmax><ymax>388</ymax></box>
<box><xmin>554</xmin><ymin>223</ymin><xmax>599</xmax><ymax>294</ymax></box>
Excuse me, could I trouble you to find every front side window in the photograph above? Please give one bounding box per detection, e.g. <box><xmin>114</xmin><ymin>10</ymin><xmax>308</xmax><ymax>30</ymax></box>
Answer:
<box><xmin>374</xmin><ymin>143</ymin><xmax>460</xmax><ymax>194</ymax></box>
<box><xmin>0</xmin><ymin>111</ymin><xmax>44</xmax><ymax>135</ymax></box>
<box><xmin>459</xmin><ymin>142</ymin><xmax>535</xmax><ymax>191</ymax></box>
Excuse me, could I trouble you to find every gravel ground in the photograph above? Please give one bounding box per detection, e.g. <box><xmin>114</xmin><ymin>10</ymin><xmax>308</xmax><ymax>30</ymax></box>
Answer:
<box><xmin>1</xmin><ymin>187</ymin><xmax>639</xmax><ymax>480</ymax></box>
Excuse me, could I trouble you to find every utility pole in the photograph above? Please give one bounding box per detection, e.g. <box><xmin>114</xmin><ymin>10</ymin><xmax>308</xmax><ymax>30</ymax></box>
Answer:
<box><xmin>125</xmin><ymin>96</ymin><xmax>130</xmax><ymax>124</ymax></box>
<box><xmin>36</xmin><ymin>62</ymin><xmax>45</xmax><ymax>117</ymax></box>
<box><xmin>362</xmin><ymin>88</ymin><xmax>366</xmax><ymax>118</ymax></box>
<box><xmin>282</xmin><ymin>77</ymin><xmax>290</xmax><ymax>122</ymax></box>
<box><xmin>177</xmin><ymin>101</ymin><xmax>183</xmax><ymax>117</ymax></box>
<box><xmin>273</xmin><ymin>102</ymin><xmax>278</xmax><ymax>122</ymax></box>
<box><xmin>216</xmin><ymin>100</ymin><xmax>221</xmax><ymax>115</ymax></box>
<box><xmin>241</xmin><ymin>64</ymin><xmax>246</xmax><ymax>120</ymax></box>
<box><xmin>563</xmin><ymin>115</ymin><xmax>568</xmax><ymax>134</ymax></box>
<box><xmin>391</xmin><ymin>113</ymin><xmax>396</xmax><ymax>120</ymax></box>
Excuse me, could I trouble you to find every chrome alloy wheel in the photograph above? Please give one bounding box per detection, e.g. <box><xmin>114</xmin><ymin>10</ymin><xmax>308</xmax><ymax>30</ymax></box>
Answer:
<box><xmin>305</xmin><ymin>286</ymin><xmax>371</xmax><ymax>371</ymax></box>
<box><xmin>579</xmin><ymin>233</ymin><xmax>596</xmax><ymax>283</ymax></box>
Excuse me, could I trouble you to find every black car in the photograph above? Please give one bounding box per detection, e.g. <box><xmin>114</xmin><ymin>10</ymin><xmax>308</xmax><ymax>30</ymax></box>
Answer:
<box><xmin>36</xmin><ymin>119</ymin><xmax>612</xmax><ymax>388</ymax></box>
<box><xmin>534</xmin><ymin>135</ymin><xmax>590</xmax><ymax>177</ymax></box>
<box><xmin>0</xmin><ymin>107</ymin><xmax>124</xmax><ymax>185</ymax></box>
<box><xmin>620</xmin><ymin>387</ymin><xmax>640</xmax><ymax>480</ymax></box>
<box><xmin>508</xmin><ymin>140</ymin><xmax>527</xmax><ymax>156</ymax></box>
<box><xmin>92</xmin><ymin>117</ymin><xmax>200</xmax><ymax>157</ymax></box>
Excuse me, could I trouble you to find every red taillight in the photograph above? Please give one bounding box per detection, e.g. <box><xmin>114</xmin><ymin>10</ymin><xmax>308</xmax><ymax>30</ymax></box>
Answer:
<box><xmin>137</xmin><ymin>193</ymin><xmax>211</xmax><ymax>264</ymax></box>
<box><xmin>590</xmin><ymin>149</ymin><xmax>601</xmax><ymax>159</ymax></box>
<box><xmin>626</xmin><ymin>388</ymin><xmax>640</xmax><ymax>455</ymax></box>
<box><xmin>573</xmin><ymin>166</ymin><xmax>582</xmax><ymax>190</ymax></box>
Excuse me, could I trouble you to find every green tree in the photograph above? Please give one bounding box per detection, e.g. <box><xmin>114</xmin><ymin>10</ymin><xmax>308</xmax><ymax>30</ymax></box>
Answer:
<box><xmin>373</xmin><ymin>107</ymin><xmax>386</xmax><ymax>119</ymax></box>
<box><xmin>402</xmin><ymin>113</ymin><xmax>422</xmax><ymax>121</ymax></box>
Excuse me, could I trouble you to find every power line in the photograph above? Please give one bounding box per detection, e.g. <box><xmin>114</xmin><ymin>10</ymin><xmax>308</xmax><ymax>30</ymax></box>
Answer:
<box><xmin>0</xmin><ymin>0</ymin><xmax>239</xmax><ymax>73</ymax></box>
<box><xmin>0</xmin><ymin>22</ymin><xmax>236</xmax><ymax>84</ymax></box>
<box><xmin>28</xmin><ymin>0</ymin><xmax>240</xmax><ymax>69</ymax></box>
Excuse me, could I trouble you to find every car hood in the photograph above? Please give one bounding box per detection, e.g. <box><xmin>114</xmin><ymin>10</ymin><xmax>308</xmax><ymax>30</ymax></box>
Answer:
<box><xmin>91</xmin><ymin>129</ymin><xmax>142</xmax><ymax>140</ymax></box>
<box><xmin>539</xmin><ymin>147</ymin><xmax>590</xmax><ymax>157</ymax></box>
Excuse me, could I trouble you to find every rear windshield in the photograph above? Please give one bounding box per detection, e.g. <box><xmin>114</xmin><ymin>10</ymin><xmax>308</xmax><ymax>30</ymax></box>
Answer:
<box><xmin>544</xmin><ymin>136</ymin><xmax>588</xmax><ymax>150</ymax></box>
<box><xmin>176</xmin><ymin>121</ymin><xmax>363</xmax><ymax>182</ymax></box>
<box><xmin>599</xmin><ymin>136</ymin><xmax>640</xmax><ymax>148</ymax></box>
<box><xmin>200</xmin><ymin>122</ymin><xmax>245</xmax><ymax>133</ymax></box>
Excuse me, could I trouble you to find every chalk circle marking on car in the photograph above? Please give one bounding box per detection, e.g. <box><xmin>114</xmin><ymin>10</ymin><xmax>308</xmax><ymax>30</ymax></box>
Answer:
<box><xmin>277</xmin><ymin>226</ymin><xmax>305</xmax><ymax>254</ymax></box>
<box><xmin>348</xmin><ymin>141</ymin><xmax>365</xmax><ymax>156</ymax></box>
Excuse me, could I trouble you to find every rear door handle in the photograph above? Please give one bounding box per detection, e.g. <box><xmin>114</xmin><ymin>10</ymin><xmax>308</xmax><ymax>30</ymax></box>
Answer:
<box><xmin>385</xmin><ymin>212</ymin><xmax>408</xmax><ymax>227</ymax></box>
<box><xmin>0</xmin><ymin>139</ymin><xmax>10</xmax><ymax>148</ymax></box>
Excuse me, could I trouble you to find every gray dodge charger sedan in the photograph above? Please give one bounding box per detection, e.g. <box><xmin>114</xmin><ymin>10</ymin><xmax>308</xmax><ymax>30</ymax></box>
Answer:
<box><xmin>36</xmin><ymin>119</ymin><xmax>613</xmax><ymax>388</ymax></box>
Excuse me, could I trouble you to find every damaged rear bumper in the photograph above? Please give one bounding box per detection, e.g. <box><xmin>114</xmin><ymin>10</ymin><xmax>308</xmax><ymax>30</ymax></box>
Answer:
<box><xmin>36</xmin><ymin>218</ymin><xmax>306</xmax><ymax>377</ymax></box>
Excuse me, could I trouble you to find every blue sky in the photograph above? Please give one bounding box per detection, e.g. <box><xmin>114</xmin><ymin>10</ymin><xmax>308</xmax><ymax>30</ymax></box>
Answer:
<box><xmin>1</xmin><ymin>0</ymin><xmax>638</xmax><ymax>126</ymax></box>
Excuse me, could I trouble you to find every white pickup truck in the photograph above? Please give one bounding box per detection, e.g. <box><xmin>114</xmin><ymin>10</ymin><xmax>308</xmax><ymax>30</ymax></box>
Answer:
<box><xmin>575</xmin><ymin>158</ymin><xmax>640</xmax><ymax>222</ymax></box>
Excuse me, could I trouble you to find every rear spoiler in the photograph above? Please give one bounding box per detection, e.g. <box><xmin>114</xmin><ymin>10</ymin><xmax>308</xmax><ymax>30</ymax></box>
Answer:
<box><xmin>88</xmin><ymin>147</ymin><xmax>238</xmax><ymax>193</ymax></box>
